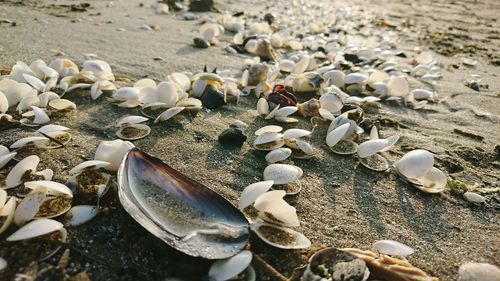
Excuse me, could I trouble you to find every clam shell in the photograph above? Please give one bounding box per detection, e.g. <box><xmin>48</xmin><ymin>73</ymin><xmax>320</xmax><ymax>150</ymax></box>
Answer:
<box><xmin>419</xmin><ymin>167</ymin><xmax>447</xmax><ymax>193</ymax></box>
<box><xmin>94</xmin><ymin>139</ymin><xmax>135</xmax><ymax>172</ymax></box>
<box><xmin>326</xmin><ymin>123</ymin><xmax>350</xmax><ymax>147</ymax></box>
<box><xmin>253</xmin><ymin>132</ymin><xmax>285</xmax><ymax>151</ymax></box>
<box><xmin>208</xmin><ymin>250</ymin><xmax>253</xmax><ymax>281</ymax></box>
<box><xmin>0</xmin><ymin>92</ymin><xmax>8</xmax><ymax>114</ymax></box>
<box><xmin>0</xmin><ymin>197</ymin><xmax>16</xmax><ymax>234</ymax></box>
<box><xmin>7</xmin><ymin>218</ymin><xmax>65</xmax><ymax>241</ymax></box>
<box><xmin>0</xmin><ymin>151</ymin><xmax>17</xmax><ymax>170</ymax></box>
<box><xmin>10</xmin><ymin>136</ymin><xmax>49</xmax><ymax>149</ymax></box>
<box><xmin>34</xmin><ymin>131</ymin><xmax>72</xmax><ymax>149</ymax></box>
<box><xmin>387</xmin><ymin>76</ymin><xmax>409</xmax><ymax>97</ymax></box>
<box><xmin>463</xmin><ymin>192</ymin><xmax>485</xmax><ymax>204</ymax></box>
<box><xmin>323</xmin><ymin>70</ymin><xmax>346</xmax><ymax>88</ymax></box>
<box><xmin>69</xmin><ymin>160</ymin><xmax>111</xmax><ymax>175</ymax></box>
<box><xmin>360</xmin><ymin>153</ymin><xmax>389</xmax><ymax>171</ymax></box>
<box><xmin>24</xmin><ymin>181</ymin><xmax>73</xmax><ymax>198</ymax></box>
<box><xmin>253</xmin><ymin>190</ymin><xmax>299</xmax><ymax>227</ymax></box>
<box><xmin>65</xmin><ymin>205</ymin><xmax>99</xmax><ymax>226</ymax></box>
<box><xmin>283</xmin><ymin>129</ymin><xmax>311</xmax><ymax>140</ymax></box>
<box><xmin>329</xmin><ymin>140</ymin><xmax>359</xmax><ymax>155</ymax></box>
<box><xmin>14</xmin><ymin>187</ymin><xmax>47</xmax><ymax>226</ymax></box>
<box><xmin>319</xmin><ymin>93</ymin><xmax>343</xmax><ymax>115</ymax></box>
<box><xmin>394</xmin><ymin>149</ymin><xmax>434</xmax><ymax>179</ymax></box>
<box><xmin>5</xmin><ymin>155</ymin><xmax>40</xmax><ymax>189</ymax></box>
<box><xmin>49</xmin><ymin>99</ymin><xmax>76</xmax><ymax>111</ymax></box>
<box><xmin>134</xmin><ymin>78</ymin><xmax>157</xmax><ymax>88</ymax></box>
<box><xmin>275</xmin><ymin>106</ymin><xmax>298</xmax><ymax>118</ymax></box>
<box><xmin>357</xmin><ymin>139</ymin><xmax>389</xmax><ymax>158</ymax></box>
<box><xmin>116</xmin><ymin>124</ymin><xmax>151</xmax><ymax>141</ymax></box>
<box><xmin>255</xmin><ymin>125</ymin><xmax>282</xmax><ymax>136</ymax></box>
<box><xmin>118</xmin><ymin>149</ymin><xmax>249</xmax><ymax>259</ymax></box>
<box><xmin>37</xmin><ymin>124</ymin><xmax>69</xmax><ymax>134</ymax></box>
<box><xmin>265</xmin><ymin>104</ymin><xmax>280</xmax><ymax>119</ymax></box>
<box><xmin>345</xmin><ymin>73</ymin><xmax>368</xmax><ymax>85</ymax></box>
<box><xmin>154</xmin><ymin>107</ymin><xmax>185</xmax><ymax>123</ymax></box>
<box><xmin>265</xmin><ymin>148</ymin><xmax>292</xmax><ymax>164</ymax></box>
<box><xmin>176</xmin><ymin>98</ymin><xmax>202</xmax><ymax>111</ymax></box>
<box><xmin>257</xmin><ymin>98</ymin><xmax>269</xmax><ymax>116</ymax></box>
<box><xmin>31</xmin><ymin>106</ymin><xmax>50</xmax><ymax>124</ymax></box>
<box><xmin>239</xmin><ymin>181</ymin><xmax>274</xmax><ymax>210</ymax></box>
<box><xmin>0</xmin><ymin>189</ymin><xmax>5</xmax><ymax>208</ymax></box>
<box><xmin>372</xmin><ymin>240</ymin><xmax>414</xmax><ymax>257</ymax></box>
<box><xmin>35</xmin><ymin>196</ymin><xmax>72</xmax><ymax>219</ymax></box>
<box><xmin>116</xmin><ymin>115</ymin><xmax>148</xmax><ymax>127</ymax></box>
<box><xmin>263</xmin><ymin>164</ymin><xmax>302</xmax><ymax>185</ymax></box>
<box><xmin>251</xmin><ymin>222</ymin><xmax>311</xmax><ymax>249</ymax></box>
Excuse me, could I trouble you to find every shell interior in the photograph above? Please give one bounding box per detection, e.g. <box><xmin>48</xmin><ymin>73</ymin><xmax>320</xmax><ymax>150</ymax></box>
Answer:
<box><xmin>118</xmin><ymin>149</ymin><xmax>249</xmax><ymax>259</ymax></box>
<box><xmin>329</xmin><ymin>140</ymin><xmax>359</xmax><ymax>155</ymax></box>
<box><xmin>359</xmin><ymin>153</ymin><xmax>389</xmax><ymax>172</ymax></box>
<box><xmin>251</xmin><ymin>222</ymin><xmax>311</xmax><ymax>250</ymax></box>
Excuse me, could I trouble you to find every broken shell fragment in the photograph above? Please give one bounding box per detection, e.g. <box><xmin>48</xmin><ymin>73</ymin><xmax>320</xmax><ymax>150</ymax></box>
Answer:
<box><xmin>118</xmin><ymin>149</ymin><xmax>249</xmax><ymax>259</ymax></box>
<box><xmin>253</xmin><ymin>190</ymin><xmax>299</xmax><ymax>227</ymax></box>
<box><xmin>208</xmin><ymin>250</ymin><xmax>253</xmax><ymax>281</ymax></box>
<box><xmin>251</xmin><ymin>222</ymin><xmax>311</xmax><ymax>249</ymax></box>
<box><xmin>372</xmin><ymin>240</ymin><xmax>414</xmax><ymax>257</ymax></box>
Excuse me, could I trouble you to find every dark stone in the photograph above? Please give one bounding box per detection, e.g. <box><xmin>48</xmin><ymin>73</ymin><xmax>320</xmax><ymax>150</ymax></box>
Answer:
<box><xmin>193</xmin><ymin>37</ymin><xmax>210</xmax><ymax>48</ymax></box>
<box><xmin>218</xmin><ymin>127</ymin><xmax>247</xmax><ymax>146</ymax></box>
<box><xmin>200</xmin><ymin>85</ymin><xmax>225</xmax><ymax>109</ymax></box>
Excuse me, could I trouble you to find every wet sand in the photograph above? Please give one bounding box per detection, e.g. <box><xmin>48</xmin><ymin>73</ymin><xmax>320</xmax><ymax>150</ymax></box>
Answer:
<box><xmin>0</xmin><ymin>0</ymin><xmax>499</xmax><ymax>280</ymax></box>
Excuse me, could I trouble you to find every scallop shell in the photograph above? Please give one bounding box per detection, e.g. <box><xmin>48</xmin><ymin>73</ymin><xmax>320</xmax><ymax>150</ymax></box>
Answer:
<box><xmin>253</xmin><ymin>190</ymin><xmax>299</xmax><ymax>227</ymax></box>
<box><xmin>116</xmin><ymin>124</ymin><xmax>151</xmax><ymax>141</ymax></box>
<box><xmin>208</xmin><ymin>250</ymin><xmax>253</xmax><ymax>281</ymax></box>
<box><xmin>251</xmin><ymin>222</ymin><xmax>311</xmax><ymax>249</ymax></box>
<box><xmin>118</xmin><ymin>149</ymin><xmax>249</xmax><ymax>259</ymax></box>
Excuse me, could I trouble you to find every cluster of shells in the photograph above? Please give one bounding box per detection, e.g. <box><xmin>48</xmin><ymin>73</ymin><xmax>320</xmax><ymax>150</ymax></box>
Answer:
<box><xmin>0</xmin><ymin>0</ymin><xmax>496</xmax><ymax>280</ymax></box>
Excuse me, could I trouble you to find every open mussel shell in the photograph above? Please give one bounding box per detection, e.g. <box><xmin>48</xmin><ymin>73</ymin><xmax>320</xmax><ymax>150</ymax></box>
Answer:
<box><xmin>250</xmin><ymin>222</ymin><xmax>310</xmax><ymax>250</ymax></box>
<box><xmin>116</xmin><ymin>124</ymin><xmax>151</xmax><ymax>141</ymax></box>
<box><xmin>118</xmin><ymin>148</ymin><xmax>249</xmax><ymax>259</ymax></box>
<box><xmin>329</xmin><ymin>140</ymin><xmax>359</xmax><ymax>155</ymax></box>
<box><xmin>359</xmin><ymin>154</ymin><xmax>389</xmax><ymax>172</ymax></box>
<box><xmin>302</xmin><ymin>247</ymin><xmax>370</xmax><ymax>281</ymax></box>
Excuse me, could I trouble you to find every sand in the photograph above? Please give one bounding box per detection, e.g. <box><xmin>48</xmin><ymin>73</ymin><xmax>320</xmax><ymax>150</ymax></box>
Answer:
<box><xmin>0</xmin><ymin>0</ymin><xmax>498</xmax><ymax>280</ymax></box>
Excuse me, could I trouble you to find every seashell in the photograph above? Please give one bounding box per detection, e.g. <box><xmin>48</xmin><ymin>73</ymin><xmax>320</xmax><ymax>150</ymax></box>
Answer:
<box><xmin>118</xmin><ymin>149</ymin><xmax>249</xmax><ymax>259</ymax></box>
<box><xmin>345</xmin><ymin>73</ymin><xmax>368</xmax><ymax>85</ymax></box>
<box><xmin>418</xmin><ymin>167</ymin><xmax>447</xmax><ymax>193</ymax></box>
<box><xmin>14</xmin><ymin>187</ymin><xmax>47</xmax><ymax>226</ymax></box>
<box><xmin>156</xmin><ymin>81</ymin><xmax>179</xmax><ymax>108</ymax></box>
<box><xmin>323</xmin><ymin>70</ymin><xmax>346</xmax><ymax>88</ymax></box>
<box><xmin>360</xmin><ymin>153</ymin><xmax>389</xmax><ymax>171</ymax></box>
<box><xmin>330</xmin><ymin>140</ymin><xmax>359</xmax><ymax>155</ymax></box>
<box><xmin>358</xmin><ymin>139</ymin><xmax>389</xmax><ymax>158</ymax></box>
<box><xmin>218</xmin><ymin>127</ymin><xmax>247</xmax><ymax>146</ymax></box>
<box><xmin>294</xmin><ymin>56</ymin><xmax>310</xmax><ymax>74</ymax></box>
<box><xmin>22</xmin><ymin>74</ymin><xmax>46</xmax><ymax>92</ymax></box>
<box><xmin>24</xmin><ymin>181</ymin><xmax>73</xmax><ymax>198</ymax></box>
<box><xmin>263</xmin><ymin>164</ymin><xmax>302</xmax><ymax>185</ymax></box>
<box><xmin>283</xmin><ymin>129</ymin><xmax>311</xmax><ymax>140</ymax></box>
<box><xmin>265</xmin><ymin>104</ymin><xmax>281</xmax><ymax>120</ymax></box>
<box><xmin>191</xmin><ymin>79</ymin><xmax>207</xmax><ymax>98</ymax></box>
<box><xmin>0</xmin><ymin>189</ymin><xmax>5</xmax><ymax>207</ymax></box>
<box><xmin>239</xmin><ymin>181</ymin><xmax>274</xmax><ymax>210</ymax></box>
<box><xmin>208</xmin><ymin>250</ymin><xmax>253</xmax><ymax>281</ymax></box>
<box><xmin>49</xmin><ymin>58</ymin><xmax>79</xmax><ymax>77</ymax></box>
<box><xmin>253</xmin><ymin>132</ymin><xmax>285</xmax><ymax>151</ymax></box>
<box><xmin>319</xmin><ymin>93</ymin><xmax>343</xmax><ymax>115</ymax></box>
<box><xmin>69</xmin><ymin>160</ymin><xmax>110</xmax><ymax>175</ymax></box>
<box><xmin>0</xmin><ymin>149</ymin><xmax>17</xmax><ymax>170</ymax></box>
<box><xmin>116</xmin><ymin>124</ymin><xmax>151</xmax><ymax>141</ymax></box>
<box><xmin>7</xmin><ymin>218</ymin><xmax>66</xmax><ymax>241</ymax></box>
<box><xmin>31</xmin><ymin>106</ymin><xmax>50</xmax><ymax>124</ymax></box>
<box><xmin>82</xmin><ymin>60</ymin><xmax>114</xmax><ymax>81</ymax></box>
<box><xmin>270</xmin><ymin>33</ymin><xmax>284</xmax><ymax>48</ymax></box>
<box><xmin>463</xmin><ymin>192</ymin><xmax>485</xmax><ymax>204</ymax></box>
<box><xmin>47</xmin><ymin>99</ymin><xmax>76</xmax><ymax>111</ymax></box>
<box><xmin>368</xmin><ymin>70</ymin><xmax>390</xmax><ymax>86</ymax></box>
<box><xmin>255</xmin><ymin>125</ymin><xmax>282</xmax><ymax>136</ymax></box>
<box><xmin>0</xmin><ymin>91</ymin><xmax>9</xmax><ymax>114</ymax></box>
<box><xmin>176</xmin><ymin>97</ymin><xmax>203</xmax><ymax>111</ymax></box>
<box><xmin>65</xmin><ymin>205</ymin><xmax>99</xmax><ymax>226</ymax></box>
<box><xmin>275</xmin><ymin>106</ymin><xmax>298</xmax><ymax>119</ymax></box>
<box><xmin>230</xmin><ymin>120</ymin><xmax>247</xmax><ymax>130</ymax></box>
<box><xmin>251</xmin><ymin>222</ymin><xmax>311</xmax><ymax>249</ymax></box>
<box><xmin>94</xmin><ymin>139</ymin><xmax>135</xmax><ymax>172</ymax></box>
<box><xmin>257</xmin><ymin>98</ymin><xmax>269</xmax><ymax>116</ymax></box>
<box><xmin>253</xmin><ymin>190</ymin><xmax>299</xmax><ymax>227</ymax></box>
<box><xmin>154</xmin><ymin>106</ymin><xmax>185</xmax><ymax>123</ymax></box>
<box><xmin>34</xmin><ymin>131</ymin><xmax>72</xmax><ymax>149</ymax></box>
<box><xmin>0</xmin><ymin>197</ymin><xmax>16</xmax><ymax>234</ymax></box>
<box><xmin>279</xmin><ymin>59</ymin><xmax>296</xmax><ymax>73</ymax></box>
<box><xmin>326</xmin><ymin>123</ymin><xmax>350</xmax><ymax>147</ymax></box>
<box><xmin>10</xmin><ymin>136</ymin><xmax>49</xmax><ymax>150</ymax></box>
<box><xmin>134</xmin><ymin>78</ymin><xmax>157</xmax><ymax>88</ymax></box>
<box><xmin>292</xmin><ymin>138</ymin><xmax>315</xmax><ymax>158</ymax></box>
<box><xmin>116</xmin><ymin>116</ymin><xmax>148</xmax><ymax>127</ymax></box>
<box><xmin>387</xmin><ymin>76</ymin><xmax>409</xmax><ymax>97</ymax></box>
<box><xmin>372</xmin><ymin>82</ymin><xmax>388</xmax><ymax>96</ymax></box>
<box><xmin>318</xmin><ymin>108</ymin><xmax>335</xmax><ymax>121</ymax></box>
<box><xmin>415</xmin><ymin>52</ymin><xmax>433</xmax><ymax>65</ymax></box>
<box><xmin>343</xmin><ymin>248</ymin><xmax>438</xmax><ymax>281</ymax></box>
<box><xmin>4</xmin><ymin>155</ymin><xmax>40</xmax><ymax>188</ymax></box>
<box><xmin>410</xmin><ymin>89</ymin><xmax>434</xmax><ymax>100</ymax></box>
<box><xmin>302</xmin><ymin>248</ymin><xmax>369</xmax><ymax>281</ymax></box>
<box><xmin>372</xmin><ymin>240</ymin><xmax>414</xmax><ymax>257</ymax></box>
<box><xmin>458</xmin><ymin>262</ymin><xmax>500</xmax><ymax>281</ymax></box>
<box><xmin>265</xmin><ymin>148</ymin><xmax>292</xmax><ymax>164</ymax></box>
<box><xmin>245</xmin><ymin>39</ymin><xmax>258</xmax><ymax>54</ymax></box>
<box><xmin>394</xmin><ymin>149</ymin><xmax>434</xmax><ymax>179</ymax></box>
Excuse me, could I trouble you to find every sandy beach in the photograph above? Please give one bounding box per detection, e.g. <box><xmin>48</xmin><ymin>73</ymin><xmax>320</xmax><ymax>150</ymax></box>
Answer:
<box><xmin>0</xmin><ymin>0</ymin><xmax>498</xmax><ymax>280</ymax></box>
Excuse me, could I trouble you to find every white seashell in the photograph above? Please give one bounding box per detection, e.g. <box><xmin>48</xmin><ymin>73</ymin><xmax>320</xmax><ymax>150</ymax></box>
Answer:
<box><xmin>255</xmin><ymin>125</ymin><xmax>282</xmax><ymax>136</ymax></box>
<box><xmin>318</xmin><ymin>108</ymin><xmax>335</xmax><ymax>121</ymax></box>
<box><xmin>239</xmin><ymin>181</ymin><xmax>274</xmax><ymax>210</ymax></box>
<box><xmin>253</xmin><ymin>132</ymin><xmax>283</xmax><ymax>146</ymax></box>
<box><xmin>373</xmin><ymin>240</ymin><xmax>414</xmax><ymax>257</ymax></box>
<box><xmin>209</xmin><ymin>250</ymin><xmax>253</xmax><ymax>281</ymax></box>
<box><xmin>251</xmin><ymin>222</ymin><xmax>311</xmax><ymax>249</ymax></box>
<box><xmin>154</xmin><ymin>107</ymin><xmax>185</xmax><ymax>123</ymax></box>
<box><xmin>458</xmin><ymin>262</ymin><xmax>500</xmax><ymax>281</ymax></box>
<box><xmin>275</xmin><ymin>106</ymin><xmax>298</xmax><ymax>118</ymax></box>
<box><xmin>380</xmin><ymin>135</ymin><xmax>399</xmax><ymax>152</ymax></box>
<box><xmin>463</xmin><ymin>192</ymin><xmax>485</xmax><ymax>204</ymax></box>
<box><xmin>134</xmin><ymin>78</ymin><xmax>157</xmax><ymax>88</ymax></box>
<box><xmin>116</xmin><ymin>124</ymin><xmax>151</xmax><ymax>141</ymax></box>
<box><xmin>0</xmin><ymin>91</ymin><xmax>8</xmax><ymax>113</ymax></box>
<box><xmin>33</xmin><ymin>131</ymin><xmax>71</xmax><ymax>149</ymax></box>
<box><xmin>411</xmin><ymin>89</ymin><xmax>434</xmax><ymax>100</ymax></box>
<box><xmin>37</xmin><ymin>91</ymin><xmax>60</xmax><ymax>108</ymax></box>
<box><xmin>5</xmin><ymin>155</ymin><xmax>39</xmax><ymax>188</ymax></box>
<box><xmin>37</xmin><ymin>124</ymin><xmax>69</xmax><ymax>134</ymax></box>
<box><xmin>323</xmin><ymin>70</ymin><xmax>345</xmax><ymax>88</ymax></box>
<box><xmin>0</xmin><ymin>197</ymin><xmax>16</xmax><ymax>234</ymax></box>
<box><xmin>345</xmin><ymin>73</ymin><xmax>368</xmax><ymax>85</ymax></box>
<box><xmin>263</xmin><ymin>164</ymin><xmax>302</xmax><ymax>185</ymax></box>
<box><xmin>49</xmin><ymin>58</ymin><xmax>79</xmax><ymax>77</ymax></box>
<box><xmin>176</xmin><ymin>98</ymin><xmax>202</xmax><ymax>110</ymax></box>
<box><xmin>7</xmin><ymin>218</ymin><xmax>64</xmax><ymax>241</ymax></box>
<box><xmin>10</xmin><ymin>136</ymin><xmax>49</xmax><ymax>149</ymax></box>
<box><xmin>65</xmin><ymin>205</ymin><xmax>99</xmax><ymax>226</ymax></box>
<box><xmin>265</xmin><ymin>104</ymin><xmax>280</xmax><ymax>119</ymax></box>
<box><xmin>357</xmin><ymin>139</ymin><xmax>389</xmax><ymax>158</ymax></box>
<box><xmin>31</xmin><ymin>106</ymin><xmax>50</xmax><ymax>124</ymax></box>
<box><xmin>170</xmin><ymin>73</ymin><xmax>191</xmax><ymax>92</ymax></box>
<box><xmin>116</xmin><ymin>116</ymin><xmax>148</xmax><ymax>127</ymax></box>
<box><xmin>279</xmin><ymin>59</ymin><xmax>296</xmax><ymax>73</ymax></box>
<box><xmin>370</xmin><ymin>126</ymin><xmax>379</xmax><ymax>140</ymax></box>
<box><xmin>16</xmin><ymin>93</ymin><xmax>39</xmax><ymax>113</ymax></box>
<box><xmin>191</xmin><ymin>79</ymin><xmax>207</xmax><ymax>98</ymax></box>
<box><xmin>326</xmin><ymin>123</ymin><xmax>350</xmax><ymax>147</ymax></box>
<box><xmin>0</xmin><ymin>151</ymin><xmax>17</xmax><ymax>170</ymax></box>
<box><xmin>275</xmin><ymin>116</ymin><xmax>298</xmax><ymax>123</ymax></box>
<box><xmin>395</xmin><ymin>149</ymin><xmax>434</xmax><ymax>179</ymax></box>
<box><xmin>372</xmin><ymin>82</ymin><xmax>388</xmax><ymax>96</ymax></box>
<box><xmin>387</xmin><ymin>76</ymin><xmax>409</xmax><ymax>97</ymax></box>
<box><xmin>419</xmin><ymin>167</ymin><xmax>447</xmax><ymax>193</ymax></box>
<box><xmin>156</xmin><ymin>81</ymin><xmax>179</xmax><ymax>108</ymax></box>
<box><xmin>69</xmin><ymin>160</ymin><xmax>111</xmax><ymax>175</ymax></box>
<box><xmin>254</xmin><ymin>190</ymin><xmax>300</xmax><ymax>227</ymax></box>
<box><xmin>294</xmin><ymin>56</ymin><xmax>310</xmax><ymax>74</ymax></box>
<box><xmin>367</xmin><ymin>70</ymin><xmax>389</xmax><ymax>86</ymax></box>
<box><xmin>25</xmin><ymin>181</ymin><xmax>73</xmax><ymax>198</ymax></box>
<box><xmin>94</xmin><ymin>140</ymin><xmax>135</xmax><ymax>172</ymax></box>
<box><xmin>270</xmin><ymin>33</ymin><xmax>284</xmax><ymax>48</ymax></box>
<box><xmin>265</xmin><ymin>148</ymin><xmax>292</xmax><ymax>164</ymax></box>
<box><xmin>82</xmin><ymin>60</ymin><xmax>114</xmax><ymax>81</ymax></box>
<box><xmin>319</xmin><ymin>93</ymin><xmax>343</xmax><ymax>115</ymax></box>
<box><xmin>295</xmin><ymin>138</ymin><xmax>315</xmax><ymax>156</ymax></box>
<box><xmin>283</xmin><ymin>129</ymin><xmax>311</xmax><ymax>140</ymax></box>
<box><xmin>14</xmin><ymin>187</ymin><xmax>47</xmax><ymax>226</ymax></box>
<box><xmin>257</xmin><ymin>98</ymin><xmax>269</xmax><ymax>116</ymax></box>
<box><xmin>22</xmin><ymin>74</ymin><xmax>45</xmax><ymax>92</ymax></box>
<box><xmin>200</xmin><ymin>23</ymin><xmax>221</xmax><ymax>42</ymax></box>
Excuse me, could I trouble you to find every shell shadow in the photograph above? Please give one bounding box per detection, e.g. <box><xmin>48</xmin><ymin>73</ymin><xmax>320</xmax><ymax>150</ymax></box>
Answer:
<box><xmin>394</xmin><ymin>179</ymin><xmax>451</xmax><ymax>246</ymax></box>
<box><xmin>176</xmin><ymin>45</ymin><xmax>208</xmax><ymax>56</ymax></box>
<box><xmin>352</xmin><ymin>165</ymin><xmax>387</xmax><ymax>235</ymax></box>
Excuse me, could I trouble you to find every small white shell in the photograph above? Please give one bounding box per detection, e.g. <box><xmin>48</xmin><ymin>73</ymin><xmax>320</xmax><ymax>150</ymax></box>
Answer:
<box><xmin>323</xmin><ymin>70</ymin><xmax>345</xmax><ymax>88</ymax></box>
<box><xmin>69</xmin><ymin>160</ymin><xmax>111</xmax><ymax>175</ymax></box>
<box><xmin>208</xmin><ymin>250</ymin><xmax>253</xmax><ymax>281</ymax></box>
<box><xmin>116</xmin><ymin>124</ymin><xmax>151</xmax><ymax>141</ymax></box>
<box><xmin>94</xmin><ymin>140</ymin><xmax>135</xmax><ymax>172</ymax></box>
<box><xmin>275</xmin><ymin>106</ymin><xmax>298</xmax><ymax>118</ymax></box>
<box><xmin>23</xmin><ymin>74</ymin><xmax>45</xmax><ymax>92</ymax></box>
<box><xmin>265</xmin><ymin>148</ymin><xmax>292</xmax><ymax>164</ymax></box>
<box><xmin>65</xmin><ymin>205</ymin><xmax>99</xmax><ymax>226</ymax></box>
<box><xmin>7</xmin><ymin>218</ymin><xmax>64</xmax><ymax>241</ymax></box>
<box><xmin>257</xmin><ymin>98</ymin><xmax>269</xmax><ymax>116</ymax></box>
<box><xmin>154</xmin><ymin>107</ymin><xmax>185</xmax><ymax>123</ymax></box>
<box><xmin>265</xmin><ymin>104</ymin><xmax>280</xmax><ymax>119</ymax></box>
<box><xmin>458</xmin><ymin>262</ymin><xmax>500</xmax><ymax>281</ymax></box>
<box><xmin>357</xmin><ymin>139</ymin><xmax>389</xmax><ymax>158</ymax></box>
<box><xmin>176</xmin><ymin>98</ymin><xmax>202</xmax><ymax>110</ymax></box>
<box><xmin>283</xmin><ymin>129</ymin><xmax>311</xmax><ymax>140</ymax></box>
<box><xmin>263</xmin><ymin>164</ymin><xmax>303</xmax><ymax>185</ymax></box>
<box><xmin>293</xmin><ymin>56</ymin><xmax>310</xmax><ymax>74</ymax></box>
<box><xmin>254</xmin><ymin>132</ymin><xmax>284</xmax><ymax>146</ymax></box>
<box><xmin>116</xmin><ymin>115</ymin><xmax>148</xmax><ymax>127</ymax></box>
<box><xmin>37</xmin><ymin>124</ymin><xmax>69</xmax><ymax>134</ymax></box>
<box><xmin>326</xmin><ymin>123</ymin><xmax>350</xmax><ymax>147</ymax></box>
<box><xmin>251</xmin><ymin>222</ymin><xmax>311</xmax><ymax>249</ymax></box>
<box><xmin>0</xmin><ymin>91</ymin><xmax>9</xmax><ymax>114</ymax></box>
<box><xmin>5</xmin><ymin>155</ymin><xmax>40</xmax><ymax>188</ymax></box>
<box><xmin>254</xmin><ymin>190</ymin><xmax>300</xmax><ymax>227</ymax></box>
<box><xmin>34</xmin><ymin>131</ymin><xmax>72</xmax><ymax>149</ymax></box>
<box><xmin>255</xmin><ymin>125</ymin><xmax>282</xmax><ymax>136</ymax></box>
<box><xmin>319</xmin><ymin>108</ymin><xmax>335</xmax><ymax>121</ymax></box>
<box><xmin>0</xmin><ymin>151</ymin><xmax>17</xmax><ymax>170</ymax></box>
<box><xmin>31</xmin><ymin>106</ymin><xmax>50</xmax><ymax>124</ymax></box>
<box><xmin>239</xmin><ymin>181</ymin><xmax>274</xmax><ymax>210</ymax></box>
<box><xmin>14</xmin><ymin>187</ymin><xmax>47</xmax><ymax>226</ymax></box>
<box><xmin>395</xmin><ymin>149</ymin><xmax>434</xmax><ymax>179</ymax></box>
<box><xmin>417</xmin><ymin>167</ymin><xmax>447</xmax><ymax>193</ymax></box>
<box><xmin>24</xmin><ymin>181</ymin><xmax>73</xmax><ymax>198</ymax></box>
<box><xmin>372</xmin><ymin>240</ymin><xmax>414</xmax><ymax>257</ymax></box>
<box><xmin>279</xmin><ymin>59</ymin><xmax>296</xmax><ymax>73</ymax></box>
<box><xmin>345</xmin><ymin>73</ymin><xmax>368</xmax><ymax>84</ymax></box>
<box><xmin>319</xmin><ymin>93</ymin><xmax>343</xmax><ymax>115</ymax></box>
<box><xmin>10</xmin><ymin>136</ymin><xmax>49</xmax><ymax>149</ymax></box>
<box><xmin>463</xmin><ymin>192</ymin><xmax>485</xmax><ymax>204</ymax></box>
<box><xmin>49</xmin><ymin>99</ymin><xmax>76</xmax><ymax>111</ymax></box>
